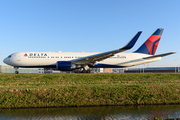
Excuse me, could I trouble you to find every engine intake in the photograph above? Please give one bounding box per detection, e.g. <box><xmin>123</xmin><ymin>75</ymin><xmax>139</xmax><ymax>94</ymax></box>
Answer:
<box><xmin>56</xmin><ymin>61</ymin><xmax>83</xmax><ymax>71</ymax></box>
<box><xmin>56</xmin><ymin>61</ymin><xmax>72</xmax><ymax>71</ymax></box>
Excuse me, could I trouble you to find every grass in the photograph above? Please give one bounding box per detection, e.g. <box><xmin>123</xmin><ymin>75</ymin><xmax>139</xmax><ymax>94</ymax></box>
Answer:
<box><xmin>0</xmin><ymin>73</ymin><xmax>180</xmax><ymax>108</ymax></box>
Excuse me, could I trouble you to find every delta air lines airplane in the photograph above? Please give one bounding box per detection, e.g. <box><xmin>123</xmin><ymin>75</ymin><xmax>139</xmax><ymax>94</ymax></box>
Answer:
<box><xmin>3</xmin><ymin>28</ymin><xmax>175</xmax><ymax>74</ymax></box>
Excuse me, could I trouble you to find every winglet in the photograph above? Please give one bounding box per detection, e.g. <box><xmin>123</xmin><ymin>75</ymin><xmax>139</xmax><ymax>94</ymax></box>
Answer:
<box><xmin>120</xmin><ymin>31</ymin><xmax>142</xmax><ymax>50</ymax></box>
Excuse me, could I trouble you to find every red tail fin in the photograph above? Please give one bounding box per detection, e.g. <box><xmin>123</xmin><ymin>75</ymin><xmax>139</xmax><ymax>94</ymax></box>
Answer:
<box><xmin>135</xmin><ymin>28</ymin><xmax>164</xmax><ymax>55</ymax></box>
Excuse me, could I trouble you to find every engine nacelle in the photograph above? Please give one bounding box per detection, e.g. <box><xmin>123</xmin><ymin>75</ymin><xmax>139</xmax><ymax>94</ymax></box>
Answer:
<box><xmin>56</xmin><ymin>61</ymin><xmax>72</xmax><ymax>71</ymax></box>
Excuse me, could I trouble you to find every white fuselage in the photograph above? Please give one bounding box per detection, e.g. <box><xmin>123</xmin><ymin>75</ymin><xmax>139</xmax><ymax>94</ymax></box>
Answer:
<box><xmin>3</xmin><ymin>52</ymin><xmax>161</xmax><ymax>69</ymax></box>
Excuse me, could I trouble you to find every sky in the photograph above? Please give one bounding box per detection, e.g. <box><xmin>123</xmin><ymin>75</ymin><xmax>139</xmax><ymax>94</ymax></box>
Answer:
<box><xmin>0</xmin><ymin>0</ymin><xmax>180</xmax><ymax>68</ymax></box>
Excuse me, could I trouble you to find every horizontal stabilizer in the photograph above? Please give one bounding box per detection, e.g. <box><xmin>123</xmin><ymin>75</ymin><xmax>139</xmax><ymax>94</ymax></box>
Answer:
<box><xmin>143</xmin><ymin>52</ymin><xmax>176</xmax><ymax>59</ymax></box>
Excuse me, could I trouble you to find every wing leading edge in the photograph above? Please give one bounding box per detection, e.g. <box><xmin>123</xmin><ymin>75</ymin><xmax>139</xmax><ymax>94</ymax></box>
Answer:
<box><xmin>72</xmin><ymin>31</ymin><xmax>142</xmax><ymax>65</ymax></box>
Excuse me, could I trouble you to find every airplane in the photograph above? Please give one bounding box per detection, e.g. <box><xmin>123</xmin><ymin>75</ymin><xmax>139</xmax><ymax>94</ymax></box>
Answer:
<box><xmin>3</xmin><ymin>28</ymin><xmax>175</xmax><ymax>74</ymax></box>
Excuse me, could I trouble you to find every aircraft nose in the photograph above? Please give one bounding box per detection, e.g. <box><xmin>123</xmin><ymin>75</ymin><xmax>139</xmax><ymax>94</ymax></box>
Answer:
<box><xmin>3</xmin><ymin>58</ymin><xmax>10</xmax><ymax>65</ymax></box>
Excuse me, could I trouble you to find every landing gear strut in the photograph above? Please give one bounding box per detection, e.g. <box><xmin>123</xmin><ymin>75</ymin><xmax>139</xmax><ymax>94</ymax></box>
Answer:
<box><xmin>14</xmin><ymin>67</ymin><xmax>19</xmax><ymax>74</ymax></box>
<box><xmin>82</xmin><ymin>65</ymin><xmax>91</xmax><ymax>73</ymax></box>
<box><xmin>82</xmin><ymin>69</ymin><xmax>91</xmax><ymax>73</ymax></box>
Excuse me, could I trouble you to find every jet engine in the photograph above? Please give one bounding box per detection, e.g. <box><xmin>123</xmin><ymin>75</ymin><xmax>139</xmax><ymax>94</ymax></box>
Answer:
<box><xmin>56</xmin><ymin>61</ymin><xmax>83</xmax><ymax>71</ymax></box>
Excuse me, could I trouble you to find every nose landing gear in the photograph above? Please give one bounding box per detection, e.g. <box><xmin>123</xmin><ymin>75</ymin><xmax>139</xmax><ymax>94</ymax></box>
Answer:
<box><xmin>14</xmin><ymin>67</ymin><xmax>19</xmax><ymax>74</ymax></box>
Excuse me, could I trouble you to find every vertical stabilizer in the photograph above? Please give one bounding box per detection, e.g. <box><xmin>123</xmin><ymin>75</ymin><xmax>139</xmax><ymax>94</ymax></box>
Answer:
<box><xmin>134</xmin><ymin>28</ymin><xmax>164</xmax><ymax>55</ymax></box>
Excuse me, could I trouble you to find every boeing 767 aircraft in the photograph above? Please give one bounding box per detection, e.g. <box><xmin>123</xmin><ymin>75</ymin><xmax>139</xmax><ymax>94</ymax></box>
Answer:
<box><xmin>4</xmin><ymin>28</ymin><xmax>175</xmax><ymax>74</ymax></box>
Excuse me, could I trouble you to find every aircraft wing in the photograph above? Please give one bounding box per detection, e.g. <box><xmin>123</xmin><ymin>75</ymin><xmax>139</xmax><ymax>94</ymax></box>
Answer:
<box><xmin>71</xmin><ymin>31</ymin><xmax>142</xmax><ymax>65</ymax></box>
<box><xmin>143</xmin><ymin>52</ymin><xmax>176</xmax><ymax>59</ymax></box>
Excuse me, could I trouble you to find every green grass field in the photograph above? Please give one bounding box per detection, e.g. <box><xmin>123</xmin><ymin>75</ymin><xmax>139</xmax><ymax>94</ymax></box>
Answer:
<box><xmin>0</xmin><ymin>73</ymin><xmax>180</xmax><ymax>108</ymax></box>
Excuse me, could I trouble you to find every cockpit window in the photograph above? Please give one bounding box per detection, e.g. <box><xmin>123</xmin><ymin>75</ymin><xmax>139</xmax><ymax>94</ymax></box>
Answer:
<box><xmin>8</xmin><ymin>55</ymin><xmax>11</xmax><ymax>58</ymax></box>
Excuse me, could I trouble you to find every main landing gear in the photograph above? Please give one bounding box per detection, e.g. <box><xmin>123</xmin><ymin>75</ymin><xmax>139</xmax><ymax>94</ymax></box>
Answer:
<box><xmin>82</xmin><ymin>65</ymin><xmax>91</xmax><ymax>73</ymax></box>
<box><xmin>14</xmin><ymin>67</ymin><xmax>19</xmax><ymax>74</ymax></box>
<box><xmin>82</xmin><ymin>69</ymin><xmax>91</xmax><ymax>73</ymax></box>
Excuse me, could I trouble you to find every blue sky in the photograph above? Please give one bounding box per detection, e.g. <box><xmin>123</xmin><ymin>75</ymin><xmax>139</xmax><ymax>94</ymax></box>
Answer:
<box><xmin>0</xmin><ymin>0</ymin><xmax>180</xmax><ymax>67</ymax></box>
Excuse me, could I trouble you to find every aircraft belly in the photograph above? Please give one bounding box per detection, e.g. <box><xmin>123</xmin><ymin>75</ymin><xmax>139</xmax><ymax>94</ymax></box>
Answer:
<box><xmin>20</xmin><ymin>58</ymin><xmax>56</xmax><ymax>67</ymax></box>
<box><xmin>99</xmin><ymin>59</ymin><xmax>128</xmax><ymax>67</ymax></box>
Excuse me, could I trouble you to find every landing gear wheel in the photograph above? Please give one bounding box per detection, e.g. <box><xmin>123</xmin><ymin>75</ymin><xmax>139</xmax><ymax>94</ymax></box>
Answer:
<box><xmin>14</xmin><ymin>67</ymin><xmax>19</xmax><ymax>74</ymax></box>
<box><xmin>82</xmin><ymin>70</ymin><xmax>91</xmax><ymax>73</ymax></box>
<box><xmin>87</xmin><ymin>70</ymin><xmax>91</xmax><ymax>73</ymax></box>
<box><xmin>15</xmin><ymin>71</ymin><xmax>19</xmax><ymax>74</ymax></box>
